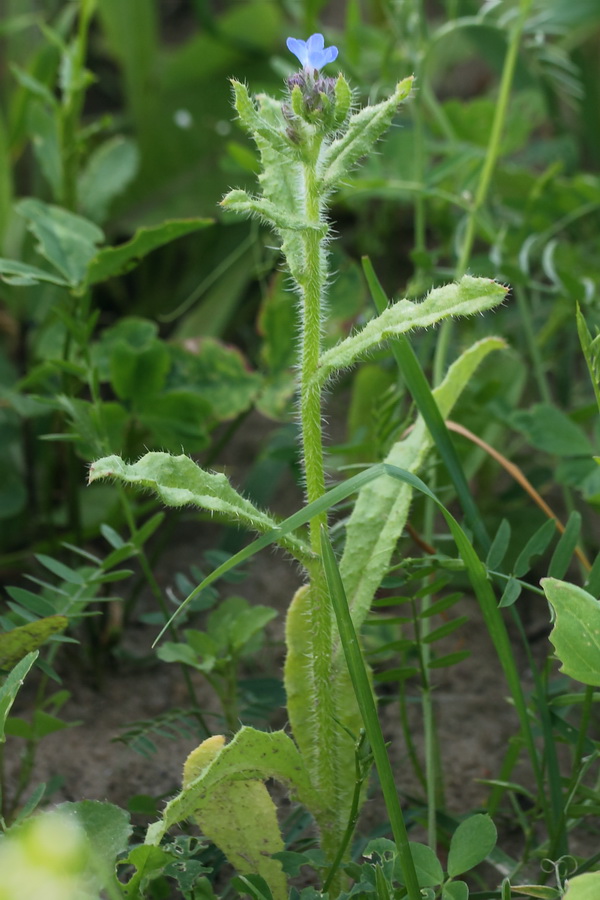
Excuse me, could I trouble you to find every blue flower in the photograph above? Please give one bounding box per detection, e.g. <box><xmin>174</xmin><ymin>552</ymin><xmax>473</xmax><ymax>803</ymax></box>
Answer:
<box><xmin>286</xmin><ymin>33</ymin><xmax>338</xmax><ymax>71</ymax></box>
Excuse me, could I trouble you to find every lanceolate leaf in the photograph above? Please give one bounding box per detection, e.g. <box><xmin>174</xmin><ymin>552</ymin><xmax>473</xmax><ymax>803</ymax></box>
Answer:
<box><xmin>542</xmin><ymin>577</ymin><xmax>600</xmax><ymax>686</ymax></box>
<box><xmin>0</xmin><ymin>652</ymin><xmax>38</xmax><ymax>744</ymax></box>
<box><xmin>88</xmin><ymin>452</ymin><xmax>311</xmax><ymax>564</ymax></box>
<box><xmin>145</xmin><ymin>727</ymin><xmax>322</xmax><ymax>846</ymax></box>
<box><xmin>315</xmin><ymin>277</ymin><xmax>507</xmax><ymax>385</ymax></box>
<box><xmin>337</xmin><ymin>336</ymin><xmax>505</xmax><ymax>651</ymax></box>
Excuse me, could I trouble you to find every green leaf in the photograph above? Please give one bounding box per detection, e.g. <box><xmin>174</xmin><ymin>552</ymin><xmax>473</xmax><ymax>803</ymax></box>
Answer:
<box><xmin>563</xmin><ymin>872</ymin><xmax>600</xmax><ymax>899</ymax></box>
<box><xmin>56</xmin><ymin>800</ymin><xmax>132</xmax><ymax>871</ymax></box>
<box><xmin>447</xmin><ymin>814</ymin><xmax>497</xmax><ymax>877</ymax></box>
<box><xmin>86</xmin><ymin>218</ymin><xmax>213</xmax><ymax>285</ymax></box>
<box><xmin>0</xmin><ymin>617</ymin><xmax>67</xmax><ymax>670</ymax></box>
<box><xmin>498</xmin><ymin>577</ymin><xmax>522</xmax><ymax>609</ymax></box>
<box><xmin>145</xmin><ymin>727</ymin><xmax>321</xmax><ymax>846</ymax></box>
<box><xmin>548</xmin><ymin>511</ymin><xmax>581</xmax><ymax>580</ymax></box>
<box><xmin>513</xmin><ymin>518</ymin><xmax>557</xmax><ymax>578</ymax></box>
<box><xmin>395</xmin><ymin>842</ymin><xmax>443</xmax><ymax>887</ymax></box>
<box><xmin>119</xmin><ymin>844</ymin><xmax>173</xmax><ymax>898</ymax></box>
<box><xmin>338</xmin><ymin>337</ymin><xmax>503</xmax><ymax>650</ymax></box>
<box><xmin>543</xmin><ymin>577</ymin><xmax>600</xmax><ymax>686</ymax></box>
<box><xmin>486</xmin><ymin>519</ymin><xmax>511</xmax><ymax>571</ymax></box>
<box><xmin>316</xmin><ymin>277</ymin><xmax>508</xmax><ymax>385</ymax></box>
<box><xmin>27</xmin><ymin>100</ymin><xmax>63</xmax><ymax>200</ymax></box>
<box><xmin>88</xmin><ymin>452</ymin><xmax>311</xmax><ymax>563</ymax></box>
<box><xmin>442</xmin><ymin>881</ymin><xmax>469</xmax><ymax>900</ymax></box>
<box><xmin>110</xmin><ymin>337</ymin><xmax>170</xmax><ymax>402</ymax></box>
<box><xmin>321</xmin><ymin>78</ymin><xmax>413</xmax><ymax>191</ymax></box>
<box><xmin>0</xmin><ymin>653</ymin><xmax>38</xmax><ymax>743</ymax></box>
<box><xmin>511</xmin><ymin>887</ymin><xmax>561</xmax><ymax>899</ymax></box>
<box><xmin>16</xmin><ymin>198</ymin><xmax>104</xmax><ymax>287</ymax></box>
<box><xmin>78</xmin><ymin>136</ymin><xmax>140</xmax><ymax>223</ymax></box>
<box><xmin>0</xmin><ymin>258</ymin><xmax>70</xmax><ymax>287</ymax></box>
<box><xmin>511</xmin><ymin>404</ymin><xmax>593</xmax><ymax>457</ymax></box>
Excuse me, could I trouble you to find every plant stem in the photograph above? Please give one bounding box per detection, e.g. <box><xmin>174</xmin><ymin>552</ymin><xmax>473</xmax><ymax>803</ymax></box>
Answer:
<box><xmin>297</xmin><ymin>141</ymin><xmax>341</xmax><ymax>862</ymax></box>
<box><xmin>434</xmin><ymin>0</ymin><xmax>533</xmax><ymax>382</ymax></box>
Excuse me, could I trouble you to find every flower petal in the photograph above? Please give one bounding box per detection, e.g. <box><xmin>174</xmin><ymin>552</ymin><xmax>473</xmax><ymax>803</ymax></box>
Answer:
<box><xmin>286</xmin><ymin>37</ymin><xmax>308</xmax><ymax>66</ymax></box>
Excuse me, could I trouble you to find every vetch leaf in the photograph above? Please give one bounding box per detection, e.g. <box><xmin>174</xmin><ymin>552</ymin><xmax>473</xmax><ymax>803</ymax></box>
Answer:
<box><xmin>548</xmin><ymin>511</ymin><xmax>581</xmax><ymax>580</ymax></box>
<box><xmin>486</xmin><ymin>519</ymin><xmax>511</xmax><ymax>571</ymax></box>
<box><xmin>498</xmin><ymin>577</ymin><xmax>522</xmax><ymax>609</ymax></box>
<box><xmin>447</xmin><ymin>814</ymin><xmax>497</xmax><ymax>877</ymax></box>
<box><xmin>543</xmin><ymin>577</ymin><xmax>600</xmax><ymax>686</ymax></box>
<box><xmin>513</xmin><ymin>518</ymin><xmax>557</xmax><ymax>578</ymax></box>
<box><xmin>0</xmin><ymin>617</ymin><xmax>67</xmax><ymax>670</ymax></box>
<box><xmin>511</xmin><ymin>404</ymin><xmax>593</xmax><ymax>457</ymax></box>
<box><xmin>443</xmin><ymin>882</ymin><xmax>469</xmax><ymax>900</ymax></box>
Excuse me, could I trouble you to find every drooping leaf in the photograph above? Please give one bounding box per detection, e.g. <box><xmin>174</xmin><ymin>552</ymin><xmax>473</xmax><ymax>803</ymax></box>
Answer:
<box><xmin>86</xmin><ymin>219</ymin><xmax>213</xmax><ymax>285</ymax></box>
<box><xmin>0</xmin><ymin>617</ymin><xmax>68</xmax><ymax>670</ymax></box>
<box><xmin>543</xmin><ymin>577</ymin><xmax>600</xmax><ymax>686</ymax></box>
<box><xmin>145</xmin><ymin>727</ymin><xmax>322</xmax><ymax>846</ymax></box>
<box><xmin>182</xmin><ymin>736</ymin><xmax>287</xmax><ymax>900</ymax></box>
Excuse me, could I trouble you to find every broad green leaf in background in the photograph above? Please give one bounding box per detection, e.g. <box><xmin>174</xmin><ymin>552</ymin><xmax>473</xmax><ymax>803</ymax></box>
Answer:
<box><xmin>0</xmin><ymin>258</ymin><xmax>70</xmax><ymax>287</ymax></box>
<box><xmin>447</xmin><ymin>814</ymin><xmax>497</xmax><ymax>877</ymax></box>
<box><xmin>563</xmin><ymin>872</ymin><xmax>600</xmax><ymax>899</ymax></box>
<box><xmin>88</xmin><ymin>452</ymin><xmax>311</xmax><ymax>563</ymax></box>
<box><xmin>315</xmin><ymin>277</ymin><xmax>508</xmax><ymax>385</ymax></box>
<box><xmin>56</xmin><ymin>799</ymin><xmax>132</xmax><ymax>873</ymax></box>
<box><xmin>86</xmin><ymin>218</ymin><xmax>213</xmax><ymax>285</ymax></box>
<box><xmin>442</xmin><ymin>882</ymin><xmax>469</xmax><ymax>900</ymax></box>
<box><xmin>542</xmin><ymin>577</ymin><xmax>600</xmax><ymax>686</ymax></box>
<box><xmin>0</xmin><ymin>651</ymin><xmax>38</xmax><ymax>743</ymax></box>
<box><xmin>145</xmin><ymin>727</ymin><xmax>322</xmax><ymax>846</ymax></box>
<box><xmin>395</xmin><ymin>842</ymin><xmax>444</xmax><ymax>887</ymax></box>
<box><xmin>0</xmin><ymin>616</ymin><xmax>67</xmax><ymax>670</ymax></box>
<box><xmin>511</xmin><ymin>403</ymin><xmax>593</xmax><ymax>457</ymax></box>
<box><xmin>182</xmin><ymin>735</ymin><xmax>287</xmax><ymax>900</ymax></box>
<box><xmin>16</xmin><ymin>197</ymin><xmax>104</xmax><ymax>288</ymax></box>
<box><xmin>78</xmin><ymin>136</ymin><xmax>140</xmax><ymax>223</ymax></box>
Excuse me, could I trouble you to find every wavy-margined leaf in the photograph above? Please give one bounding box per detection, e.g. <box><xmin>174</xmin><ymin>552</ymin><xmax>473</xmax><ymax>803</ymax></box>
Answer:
<box><xmin>542</xmin><ymin>577</ymin><xmax>600</xmax><ymax>686</ymax></box>
<box><xmin>337</xmin><ymin>336</ymin><xmax>505</xmax><ymax>649</ymax></box>
<box><xmin>179</xmin><ymin>735</ymin><xmax>287</xmax><ymax>900</ymax></box>
<box><xmin>145</xmin><ymin>727</ymin><xmax>322</xmax><ymax>847</ymax></box>
<box><xmin>88</xmin><ymin>452</ymin><xmax>311</xmax><ymax>564</ymax></box>
<box><xmin>0</xmin><ymin>617</ymin><xmax>67</xmax><ymax>670</ymax></box>
<box><xmin>315</xmin><ymin>277</ymin><xmax>507</xmax><ymax>385</ymax></box>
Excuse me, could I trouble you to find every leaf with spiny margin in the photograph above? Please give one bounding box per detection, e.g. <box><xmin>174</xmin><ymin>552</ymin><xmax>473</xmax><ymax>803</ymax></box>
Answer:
<box><xmin>320</xmin><ymin>77</ymin><xmax>413</xmax><ymax>192</ymax></box>
<box><xmin>145</xmin><ymin>727</ymin><xmax>322</xmax><ymax>846</ymax></box>
<box><xmin>337</xmin><ymin>336</ymin><xmax>505</xmax><ymax>650</ymax></box>
<box><xmin>542</xmin><ymin>577</ymin><xmax>600</xmax><ymax>686</ymax></box>
<box><xmin>316</xmin><ymin>277</ymin><xmax>507</xmax><ymax>385</ymax></box>
<box><xmin>0</xmin><ymin>617</ymin><xmax>68</xmax><ymax>670</ymax></box>
<box><xmin>88</xmin><ymin>452</ymin><xmax>310</xmax><ymax>563</ymax></box>
<box><xmin>181</xmin><ymin>735</ymin><xmax>287</xmax><ymax>900</ymax></box>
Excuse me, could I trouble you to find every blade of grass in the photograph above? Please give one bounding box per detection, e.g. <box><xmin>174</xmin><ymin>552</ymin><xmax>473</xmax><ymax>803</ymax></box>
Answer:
<box><xmin>320</xmin><ymin>525</ymin><xmax>421</xmax><ymax>900</ymax></box>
